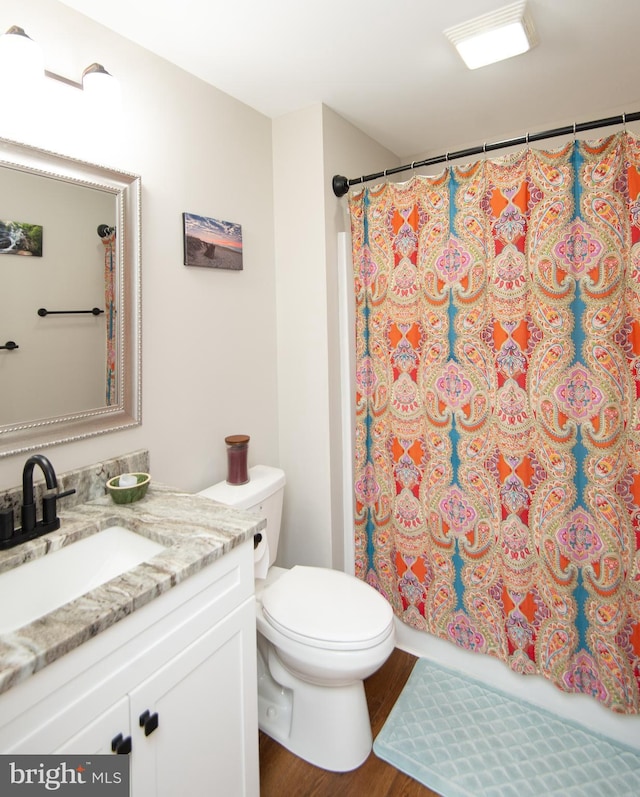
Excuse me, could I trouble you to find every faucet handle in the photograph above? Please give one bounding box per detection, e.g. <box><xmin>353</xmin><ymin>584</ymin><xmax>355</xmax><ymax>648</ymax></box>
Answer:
<box><xmin>42</xmin><ymin>488</ymin><xmax>76</xmax><ymax>525</ymax></box>
<box><xmin>0</xmin><ymin>509</ymin><xmax>14</xmax><ymax>544</ymax></box>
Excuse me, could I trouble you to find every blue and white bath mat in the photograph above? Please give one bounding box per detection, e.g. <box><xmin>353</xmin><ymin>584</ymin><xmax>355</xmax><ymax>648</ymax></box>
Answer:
<box><xmin>373</xmin><ymin>659</ymin><xmax>640</xmax><ymax>797</ymax></box>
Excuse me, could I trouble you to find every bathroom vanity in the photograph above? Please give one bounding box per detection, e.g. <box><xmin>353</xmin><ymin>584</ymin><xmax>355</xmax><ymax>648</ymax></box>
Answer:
<box><xmin>0</xmin><ymin>451</ymin><xmax>263</xmax><ymax>796</ymax></box>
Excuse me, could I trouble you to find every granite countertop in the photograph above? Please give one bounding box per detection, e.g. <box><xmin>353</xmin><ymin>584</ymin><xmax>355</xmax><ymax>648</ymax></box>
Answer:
<box><xmin>0</xmin><ymin>483</ymin><xmax>265</xmax><ymax>696</ymax></box>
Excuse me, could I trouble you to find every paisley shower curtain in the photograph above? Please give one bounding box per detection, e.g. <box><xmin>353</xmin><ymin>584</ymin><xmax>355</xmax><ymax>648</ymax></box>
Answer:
<box><xmin>101</xmin><ymin>229</ymin><xmax>116</xmax><ymax>406</ymax></box>
<box><xmin>349</xmin><ymin>132</ymin><xmax>640</xmax><ymax>714</ymax></box>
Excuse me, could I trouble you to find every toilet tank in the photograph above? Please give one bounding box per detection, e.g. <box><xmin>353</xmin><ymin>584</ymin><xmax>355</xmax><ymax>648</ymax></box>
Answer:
<box><xmin>198</xmin><ymin>465</ymin><xmax>285</xmax><ymax>578</ymax></box>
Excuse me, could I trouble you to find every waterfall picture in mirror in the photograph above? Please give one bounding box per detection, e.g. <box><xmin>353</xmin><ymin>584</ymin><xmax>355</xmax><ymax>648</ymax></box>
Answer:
<box><xmin>0</xmin><ymin>137</ymin><xmax>141</xmax><ymax>458</ymax></box>
<box><xmin>0</xmin><ymin>219</ymin><xmax>43</xmax><ymax>257</ymax></box>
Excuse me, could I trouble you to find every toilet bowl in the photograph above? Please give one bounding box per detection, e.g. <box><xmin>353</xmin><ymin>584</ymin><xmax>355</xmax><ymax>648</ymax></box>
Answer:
<box><xmin>198</xmin><ymin>465</ymin><xmax>395</xmax><ymax>772</ymax></box>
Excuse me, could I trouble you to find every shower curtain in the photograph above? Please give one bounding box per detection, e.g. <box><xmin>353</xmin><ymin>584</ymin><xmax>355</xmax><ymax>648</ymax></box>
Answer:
<box><xmin>101</xmin><ymin>229</ymin><xmax>116</xmax><ymax>406</ymax></box>
<box><xmin>349</xmin><ymin>132</ymin><xmax>640</xmax><ymax>714</ymax></box>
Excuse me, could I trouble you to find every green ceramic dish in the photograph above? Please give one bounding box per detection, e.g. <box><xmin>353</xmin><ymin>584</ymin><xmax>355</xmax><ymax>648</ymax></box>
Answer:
<box><xmin>106</xmin><ymin>473</ymin><xmax>151</xmax><ymax>504</ymax></box>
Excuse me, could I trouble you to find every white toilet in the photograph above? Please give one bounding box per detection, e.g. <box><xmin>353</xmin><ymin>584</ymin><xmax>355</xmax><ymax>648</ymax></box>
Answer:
<box><xmin>199</xmin><ymin>465</ymin><xmax>395</xmax><ymax>772</ymax></box>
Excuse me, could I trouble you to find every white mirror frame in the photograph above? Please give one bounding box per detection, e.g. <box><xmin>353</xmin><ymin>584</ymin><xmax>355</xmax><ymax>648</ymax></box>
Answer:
<box><xmin>0</xmin><ymin>136</ymin><xmax>141</xmax><ymax>458</ymax></box>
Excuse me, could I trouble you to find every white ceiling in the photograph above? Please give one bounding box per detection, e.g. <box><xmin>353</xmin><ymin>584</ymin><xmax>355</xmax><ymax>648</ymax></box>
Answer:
<box><xmin>59</xmin><ymin>0</ymin><xmax>640</xmax><ymax>160</ymax></box>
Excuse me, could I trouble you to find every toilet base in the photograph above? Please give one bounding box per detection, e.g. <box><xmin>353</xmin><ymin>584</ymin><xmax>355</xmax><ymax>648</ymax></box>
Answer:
<box><xmin>258</xmin><ymin>642</ymin><xmax>373</xmax><ymax>772</ymax></box>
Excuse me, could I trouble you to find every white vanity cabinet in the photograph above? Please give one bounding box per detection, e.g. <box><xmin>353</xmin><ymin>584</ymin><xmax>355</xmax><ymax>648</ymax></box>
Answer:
<box><xmin>0</xmin><ymin>541</ymin><xmax>259</xmax><ymax>797</ymax></box>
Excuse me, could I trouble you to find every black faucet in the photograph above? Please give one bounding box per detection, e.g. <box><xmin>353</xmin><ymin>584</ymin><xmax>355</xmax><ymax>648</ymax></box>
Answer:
<box><xmin>21</xmin><ymin>454</ymin><xmax>59</xmax><ymax>534</ymax></box>
<box><xmin>0</xmin><ymin>454</ymin><xmax>76</xmax><ymax>550</ymax></box>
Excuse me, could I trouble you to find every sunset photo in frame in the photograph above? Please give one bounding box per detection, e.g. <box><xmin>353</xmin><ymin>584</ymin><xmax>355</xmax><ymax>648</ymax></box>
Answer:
<box><xmin>183</xmin><ymin>212</ymin><xmax>243</xmax><ymax>270</ymax></box>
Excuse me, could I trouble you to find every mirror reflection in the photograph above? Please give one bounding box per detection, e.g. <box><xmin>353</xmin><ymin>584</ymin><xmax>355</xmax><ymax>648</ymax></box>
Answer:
<box><xmin>0</xmin><ymin>137</ymin><xmax>141</xmax><ymax>458</ymax></box>
<box><xmin>1</xmin><ymin>167</ymin><xmax>116</xmax><ymax>424</ymax></box>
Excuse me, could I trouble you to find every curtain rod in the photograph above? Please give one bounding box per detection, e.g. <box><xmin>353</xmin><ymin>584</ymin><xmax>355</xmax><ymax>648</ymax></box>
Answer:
<box><xmin>332</xmin><ymin>111</ymin><xmax>640</xmax><ymax>198</ymax></box>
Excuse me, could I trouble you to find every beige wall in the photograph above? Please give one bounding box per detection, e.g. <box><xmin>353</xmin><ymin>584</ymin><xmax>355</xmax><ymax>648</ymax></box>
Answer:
<box><xmin>272</xmin><ymin>104</ymin><xmax>397</xmax><ymax>568</ymax></box>
<box><xmin>272</xmin><ymin>105</ymin><xmax>331</xmax><ymax>567</ymax></box>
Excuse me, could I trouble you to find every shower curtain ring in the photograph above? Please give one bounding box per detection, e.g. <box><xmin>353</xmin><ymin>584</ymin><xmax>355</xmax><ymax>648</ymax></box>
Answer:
<box><xmin>622</xmin><ymin>112</ymin><xmax>627</xmax><ymax>133</ymax></box>
<box><xmin>573</xmin><ymin>122</ymin><xmax>577</xmax><ymax>142</ymax></box>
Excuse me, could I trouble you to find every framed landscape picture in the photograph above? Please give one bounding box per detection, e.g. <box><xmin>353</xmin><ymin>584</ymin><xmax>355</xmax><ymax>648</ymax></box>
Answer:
<box><xmin>183</xmin><ymin>212</ymin><xmax>243</xmax><ymax>270</ymax></box>
<box><xmin>0</xmin><ymin>219</ymin><xmax>43</xmax><ymax>256</ymax></box>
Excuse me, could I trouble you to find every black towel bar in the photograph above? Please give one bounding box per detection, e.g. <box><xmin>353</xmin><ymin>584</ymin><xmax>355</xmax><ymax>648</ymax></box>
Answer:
<box><xmin>37</xmin><ymin>307</ymin><xmax>104</xmax><ymax>317</ymax></box>
<box><xmin>0</xmin><ymin>341</ymin><xmax>18</xmax><ymax>350</ymax></box>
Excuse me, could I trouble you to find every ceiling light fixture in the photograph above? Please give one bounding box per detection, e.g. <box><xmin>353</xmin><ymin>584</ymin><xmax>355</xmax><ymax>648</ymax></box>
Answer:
<box><xmin>444</xmin><ymin>1</ymin><xmax>538</xmax><ymax>70</ymax></box>
<box><xmin>0</xmin><ymin>25</ymin><xmax>118</xmax><ymax>98</ymax></box>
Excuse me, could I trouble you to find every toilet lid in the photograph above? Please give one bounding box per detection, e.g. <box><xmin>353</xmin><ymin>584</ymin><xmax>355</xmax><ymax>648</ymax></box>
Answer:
<box><xmin>261</xmin><ymin>566</ymin><xmax>394</xmax><ymax>650</ymax></box>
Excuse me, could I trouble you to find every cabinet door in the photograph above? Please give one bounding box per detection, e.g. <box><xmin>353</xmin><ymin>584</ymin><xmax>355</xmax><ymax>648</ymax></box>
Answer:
<box><xmin>129</xmin><ymin>598</ymin><xmax>259</xmax><ymax>797</ymax></box>
<box><xmin>54</xmin><ymin>697</ymin><xmax>130</xmax><ymax>756</ymax></box>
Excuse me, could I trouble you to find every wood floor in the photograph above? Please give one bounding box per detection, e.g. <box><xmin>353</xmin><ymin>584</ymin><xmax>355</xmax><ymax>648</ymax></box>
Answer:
<box><xmin>258</xmin><ymin>648</ymin><xmax>440</xmax><ymax>797</ymax></box>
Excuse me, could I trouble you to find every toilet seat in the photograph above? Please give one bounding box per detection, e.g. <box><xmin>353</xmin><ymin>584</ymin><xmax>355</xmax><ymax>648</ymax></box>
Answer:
<box><xmin>261</xmin><ymin>565</ymin><xmax>394</xmax><ymax>651</ymax></box>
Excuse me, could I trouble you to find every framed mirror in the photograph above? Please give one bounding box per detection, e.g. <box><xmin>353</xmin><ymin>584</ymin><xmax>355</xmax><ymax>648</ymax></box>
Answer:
<box><xmin>0</xmin><ymin>136</ymin><xmax>141</xmax><ymax>458</ymax></box>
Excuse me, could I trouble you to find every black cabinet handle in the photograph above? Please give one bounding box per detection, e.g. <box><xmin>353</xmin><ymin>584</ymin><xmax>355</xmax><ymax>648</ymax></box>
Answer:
<box><xmin>253</xmin><ymin>532</ymin><xmax>262</xmax><ymax>549</ymax></box>
<box><xmin>139</xmin><ymin>709</ymin><xmax>159</xmax><ymax>736</ymax></box>
<box><xmin>111</xmin><ymin>733</ymin><xmax>132</xmax><ymax>754</ymax></box>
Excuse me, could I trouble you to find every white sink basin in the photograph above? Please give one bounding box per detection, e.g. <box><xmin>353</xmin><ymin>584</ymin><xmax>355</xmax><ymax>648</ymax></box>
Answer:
<box><xmin>0</xmin><ymin>526</ymin><xmax>165</xmax><ymax>634</ymax></box>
